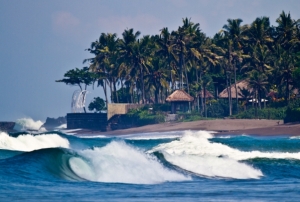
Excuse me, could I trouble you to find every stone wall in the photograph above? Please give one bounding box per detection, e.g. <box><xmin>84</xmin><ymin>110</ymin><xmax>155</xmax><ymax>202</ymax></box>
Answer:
<box><xmin>67</xmin><ymin>113</ymin><xmax>107</xmax><ymax>131</ymax></box>
<box><xmin>107</xmin><ymin>104</ymin><xmax>144</xmax><ymax>120</ymax></box>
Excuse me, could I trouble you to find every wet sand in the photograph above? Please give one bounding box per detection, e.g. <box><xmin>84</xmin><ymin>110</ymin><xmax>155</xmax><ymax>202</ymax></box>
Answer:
<box><xmin>73</xmin><ymin>119</ymin><xmax>300</xmax><ymax>137</ymax></box>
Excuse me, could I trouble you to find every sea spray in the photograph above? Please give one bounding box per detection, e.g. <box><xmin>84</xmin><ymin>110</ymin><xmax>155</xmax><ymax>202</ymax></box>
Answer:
<box><xmin>151</xmin><ymin>130</ymin><xmax>300</xmax><ymax>179</ymax></box>
<box><xmin>149</xmin><ymin>131</ymin><xmax>263</xmax><ymax>179</ymax></box>
<box><xmin>13</xmin><ymin>118</ymin><xmax>44</xmax><ymax>131</ymax></box>
<box><xmin>0</xmin><ymin>132</ymin><xmax>70</xmax><ymax>151</ymax></box>
<box><xmin>71</xmin><ymin>141</ymin><xmax>190</xmax><ymax>184</ymax></box>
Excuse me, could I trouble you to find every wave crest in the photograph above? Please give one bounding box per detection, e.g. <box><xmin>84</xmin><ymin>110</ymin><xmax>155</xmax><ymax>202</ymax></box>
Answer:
<box><xmin>70</xmin><ymin>141</ymin><xmax>190</xmax><ymax>184</ymax></box>
<box><xmin>0</xmin><ymin>132</ymin><xmax>69</xmax><ymax>151</ymax></box>
<box><xmin>150</xmin><ymin>130</ymin><xmax>263</xmax><ymax>179</ymax></box>
<box><xmin>14</xmin><ymin>118</ymin><xmax>44</xmax><ymax>131</ymax></box>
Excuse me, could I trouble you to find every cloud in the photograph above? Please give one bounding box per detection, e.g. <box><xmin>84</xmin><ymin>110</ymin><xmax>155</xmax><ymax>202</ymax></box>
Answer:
<box><xmin>52</xmin><ymin>11</ymin><xmax>81</xmax><ymax>37</ymax></box>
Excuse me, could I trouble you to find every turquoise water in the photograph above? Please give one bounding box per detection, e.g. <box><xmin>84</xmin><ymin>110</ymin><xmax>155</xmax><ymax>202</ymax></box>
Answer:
<box><xmin>1</xmin><ymin>130</ymin><xmax>300</xmax><ymax>201</ymax></box>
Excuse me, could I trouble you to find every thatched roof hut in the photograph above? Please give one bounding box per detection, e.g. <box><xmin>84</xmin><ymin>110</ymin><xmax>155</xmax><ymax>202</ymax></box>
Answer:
<box><xmin>219</xmin><ymin>80</ymin><xmax>252</xmax><ymax>99</ymax></box>
<box><xmin>198</xmin><ymin>89</ymin><xmax>214</xmax><ymax>98</ymax></box>
<box><xmin>166</xmin><ymin>90</ymin><xmax>194</xmax><ymax>114</ymax></box>
<box><xmin>166</xmin><ymin>89</ymin><xmax>194</xmax><ymax>102</ymax></box>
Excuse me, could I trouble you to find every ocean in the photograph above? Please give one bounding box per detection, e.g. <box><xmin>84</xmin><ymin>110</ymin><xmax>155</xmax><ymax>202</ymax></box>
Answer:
<box><xmin>1</xmin><ymin>120</ymin><xmax>300</xmax><ymax>201</ymax></box>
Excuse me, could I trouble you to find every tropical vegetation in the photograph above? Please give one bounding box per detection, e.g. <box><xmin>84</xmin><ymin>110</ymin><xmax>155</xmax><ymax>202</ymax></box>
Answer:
<box><xmin>57</xmin><ymin>11</ymin><xmax>300</xmax><ymax>121</ymax></box>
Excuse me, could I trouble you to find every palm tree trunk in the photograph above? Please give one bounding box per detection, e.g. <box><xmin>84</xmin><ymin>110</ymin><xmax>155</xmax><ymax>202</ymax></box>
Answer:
<box><xmin>204</xmin><ymin>87</ymin><xmax>207</xmax><ymax>117</ymax></box>
<box><xmin>103</xmin><ymin>80</ymin><xmax>108</xmax><ymax>106</ymax></box>
<box><xmin>180</xmin><ymin>46</ymin><xmax>184</xmax><ymax>89</ymax></box>
<box><xmin>140</xmin><ymin>66</ymin><xmax>145</xmax><ymax>104</ymax></box>
<box><xmin>109</xmin><ymin>80</ymin><xmax>113</xmax><ymax>103</ymax></box>
<box><xmin>113</xmin><ymin>77</ymin><xmax>119</xmax><ymax>103</ymax></box>
<box><xmin>234</xmin><ymin>60</ymin><xmax>238</xmax><ymax>114</ymax></box>
<box><xmin>196</xmin><ymin>69</ymin><xmax>200</xmax><ymax>112</ymax></box>
<box><xmin>226</xmin><ymin>72</ymin><xmax>232</xmax><ymax>116</ymax></box>
<box><xmin>200</xmin><ymin>71</ymin><xmax>204</xmax><ymax>115</ymax></box>
<box><xmin>286</xmin><ymin>73</ymin><xmax>290</xmax><ymax>105</ymax></box>
<box><xmin>155</xmin><ymin>86</ymin><xmax>159</xmax><ymax>104</ymax></box>
<box><xmin>255</xmin><ymin>91</ymin><xmax>258</xmax><ymax>118</ymax></box>
<box><xmin>121</xmin><ymin>79</ymin><xmax>124</xmax><ymax>103</ymax></box>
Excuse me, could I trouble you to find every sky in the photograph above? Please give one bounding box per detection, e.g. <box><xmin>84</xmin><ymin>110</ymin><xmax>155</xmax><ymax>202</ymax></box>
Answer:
<box><xmin>0</xmin><ymin>0</ymin><xmax>300</xmax><ymax>122</ymax></box>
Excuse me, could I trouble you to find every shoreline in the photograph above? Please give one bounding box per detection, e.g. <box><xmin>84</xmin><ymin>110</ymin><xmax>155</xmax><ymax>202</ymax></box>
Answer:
<box><xmin>72</xmin><ymin>119</ymin><xmax>300</xmax><ymax>137</ymax></box>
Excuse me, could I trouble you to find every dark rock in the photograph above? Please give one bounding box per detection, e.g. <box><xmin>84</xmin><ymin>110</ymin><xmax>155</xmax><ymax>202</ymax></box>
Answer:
<box><xmin>0</xmin><ymin>122</ymin><xmax>15</xmax><ymax>132</ymax></box>
<box><xmin>41</xmin><ymin>116</ymin><xmax>66</xmax><ymax>131</ymax></box>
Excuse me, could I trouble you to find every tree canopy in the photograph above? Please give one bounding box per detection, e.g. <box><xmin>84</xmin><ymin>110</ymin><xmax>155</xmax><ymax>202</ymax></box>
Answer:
<box><xmin>57</xmin><ymin>11</ymin><xmax>300</xmax><ymax>117</ymax></box>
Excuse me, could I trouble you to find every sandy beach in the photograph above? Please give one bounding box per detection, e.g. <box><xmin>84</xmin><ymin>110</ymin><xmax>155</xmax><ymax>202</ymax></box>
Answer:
<box><xmin>74</xmin><ymin>119</ymin><xmax>300</xmax><ymax>136</ymax></box>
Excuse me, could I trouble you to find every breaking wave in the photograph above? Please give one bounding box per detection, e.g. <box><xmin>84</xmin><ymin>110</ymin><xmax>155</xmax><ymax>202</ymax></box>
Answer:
<box><xmin>150</xmin><ymin>131</ymin><xmax>300</xmax><ymax>179</ymax></box>
<box><xmin>71</xmin><ymin>141</ymin><xmax>190</xmax><ymax>184</ymax></box>
<box><xmin>13</xmin><ymin>118</ymin><xmax>44</xmax><ymax>131</ymax></box>
<box><xmin>0</xmin><ymin>132</ymin><xmax>69</xmax><ymax>151</ymax></box>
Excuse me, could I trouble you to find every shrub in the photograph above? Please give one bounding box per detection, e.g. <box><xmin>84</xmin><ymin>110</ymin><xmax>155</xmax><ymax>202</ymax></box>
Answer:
<box><xmin>232</xmin><ymin>107</ymin><xmax>286</xmax><ymax>120</ymax></box>
<box><xmin>284</xmin><ymin>107</ymin><xmax>300</xmax><ymax>123</ymax></box>
<box><xmin>120</xmin><ymin>107</ymin><xmax>165</xmax><ymax>127</ymax></box>
<box><xmin>177</xmin><ymin>112</ymin><xmax>214</xmax><ymax>122</ymax></box>
<box><xmin>88</xmin><ymin>97</ymin><xmax>106</xmax><ymax>112</ymax></box>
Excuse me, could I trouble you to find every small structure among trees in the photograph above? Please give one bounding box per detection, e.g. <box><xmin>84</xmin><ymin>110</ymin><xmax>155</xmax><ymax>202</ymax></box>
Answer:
<box><xmin>166</xmin><ymin>90</ymin><xmax>194</xmax><ymax>114</ymax></box>
<box><xmin>218</xmin><ymin>80</ymin><xmax>252</xmax><ymax>99</ymax></box>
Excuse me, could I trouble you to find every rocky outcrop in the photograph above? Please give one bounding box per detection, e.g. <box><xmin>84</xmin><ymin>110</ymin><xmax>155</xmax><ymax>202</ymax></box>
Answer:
<box><xmin>40</xmin><ymin>117</ymin><xmax>66</xmax><ymax>131</ymax></box>
<box><xmin>0</xmin><ymin>122</ymin><xmax>15</xmax><ymax>132</ymax></box>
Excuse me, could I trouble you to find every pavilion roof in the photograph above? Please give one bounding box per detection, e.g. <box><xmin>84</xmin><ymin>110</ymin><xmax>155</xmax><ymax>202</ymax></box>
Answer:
<box><xmin>218</xmin><ymin>79</ymin><xmax>252</xmax><ymax>99</ymax></box>
<box><xmin>198</xmin><ymin>89</ymin><xmax>214</xmax><ymax>98</ymax></box>
<box><xmin>166</xmin><ymin>89</ymin><xmax>194</xmax><ymax>102</ymax></box>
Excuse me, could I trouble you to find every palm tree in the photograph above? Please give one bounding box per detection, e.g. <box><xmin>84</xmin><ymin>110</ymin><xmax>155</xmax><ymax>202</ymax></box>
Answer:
<box><xmin>156</xmin><ymin>28</ymin><xmax>177</xmax><ymax>91</ymax></box>
<box><xmin>222</xmin><ymin>18</ymin><xmax>248</xmax><ymax>115</ymax></box>
<box><xmin>172</xmin><ymin>18</ymin><xmax>199</xmax><ymax>91</ymax></box>
<box><xmin>56</xmin><ymin>67</ymin><xmax>95</xmax><ymax>113</ymax></box>
<box><xmin>273</xmin><ymin>12</ymin><xmax>300</xmax><ymax>105</ymax></box>
<box><xmin>248</xmin><ymin>70</ymin><xmax>268</xmax><ymax>116</ymax></box>
<box><xmin>119</xmin><ymin>28</ymin><xmax>141</xmax><ymax>103</ymax></box>
<box><xmin>246</xmin><ymin>17</ymin><xmax>273</xmax><ymax>47</ymax></box>
<box><xmin>84</xmin><ymin>33</ymin><xmax>121</xmax><ymax>104</ymax></box>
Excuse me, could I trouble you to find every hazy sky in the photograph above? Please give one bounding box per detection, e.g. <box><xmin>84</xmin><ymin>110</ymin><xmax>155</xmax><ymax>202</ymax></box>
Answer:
<box><xmin>0</xmin><ymin>0</ymin><xmax>299</xmax><ymax>121</ymax></box>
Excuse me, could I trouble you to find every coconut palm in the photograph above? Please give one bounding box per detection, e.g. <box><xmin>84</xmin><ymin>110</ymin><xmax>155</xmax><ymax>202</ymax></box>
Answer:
<box><xmin>221</xmin><ymin>18</ymin><xmax>249</xmax><ymax>115</ymax></box>
<box><xmin>119</xmin><ymin>28</ymin><xmax>141</xmax><ymax>103</ymax></box>
<box><xmin>156</xmin><ymin>27</ymin><xmax>177</xmax><ymax>91</ymax></box>
<box><xmin>247</xmin><ymin>70</ymin><xmax>268</xmax><ymax>115</ymax></box>
<box><xmin>246</xmin><ymin>17</ymin><xmax>273</xmax><ymax>47</ymax></box>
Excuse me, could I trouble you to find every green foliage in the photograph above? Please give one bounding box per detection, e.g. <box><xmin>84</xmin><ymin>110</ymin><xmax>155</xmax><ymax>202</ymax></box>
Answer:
<box><xmin>88</xmin><ymin>97</ymin><xmax>106</xmax><ymax>112</ymax></box>
<box><xmin>284</xmin><ymin>107</ymin><xmax>300</xmax><ymax>123</ymax></box>
<box><xmin>112</xmin><ymin>87</ymin><xmax>131</xmax><ymax>103</ymax></box>
<box><xmin>56</xmin><ymin>67</ymin><xmax>95</xmax><ymax>90</ymax></box>
<box><xmin>152</xmin><ymin>103</ymin><xmax>171</xmax><ymax>112</ymax></box>
<box><xmin>292</xmin><ymin>67</ymin><xmax>300</xmax><ymax>88</ymax></box>
<box><xmin>284</xmin><ymin>99</ymin><xmax>300</xmax><ymax>123</ymax></box>
<box><xmin>232</xmin><ymin>107</ymin><xmax>286</xmax><ymax>120</ymax></box>
<box><xmin>206</xmin><ymin>99</ymin><xmax>228</xmax><ymax>118</ymax></box>
<box><xmin>122</xmin><ymin>107</ymin><xmax>165</xmax><ymax>126</ymax></box>
<box><xmin>177</xmin><ymin>112</ymin><xmax>214</xmax><ymax>122</ymax></box>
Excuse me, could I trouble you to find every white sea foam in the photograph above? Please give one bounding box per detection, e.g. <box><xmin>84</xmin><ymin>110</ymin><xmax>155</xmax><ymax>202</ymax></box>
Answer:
<box><xmin>56</xmin><ymin>124</ymin><xmax>67</xmax><ymax>129</ymax></box>
<box><xmin>122</xmin><ymin>131</ymin><xmax>184</xmax><ymax>140</ymax></box>
<box><xmin>70</xmin><ymin>141</ymin><xmax>190</xmax><ymax>184</ymax></box>
<box><xmin>150</xmin><ymin>130</ymin><xmax>300</xmax><ymax>179</ymax></box>
<box><xmin>78</xmin><ymin>135</ymin><xmax>107</xmax><ymax>138</ymax></box>
<box><xmin>0</xmin><ymin>132</ymin><xmax>70</xmax><ymax>151</ymax></box>
<box><xmin>14</xmin><ymin>118</ymin><xmax>44</xmax><ymax>131</ymax></box>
